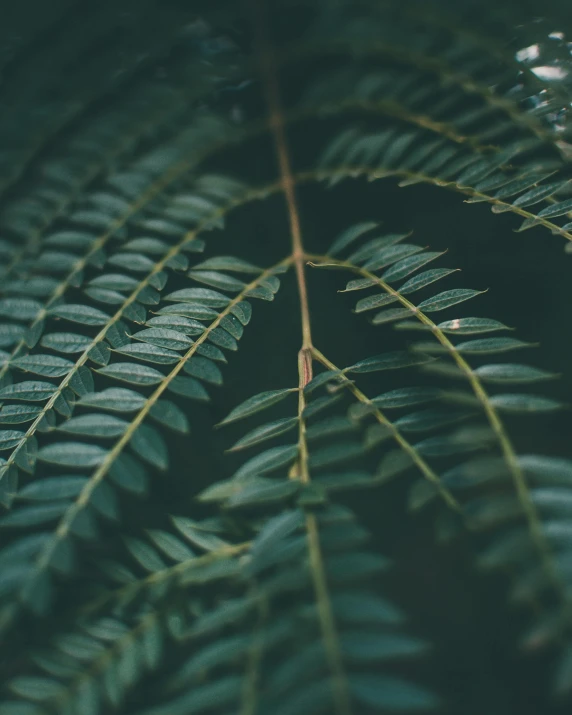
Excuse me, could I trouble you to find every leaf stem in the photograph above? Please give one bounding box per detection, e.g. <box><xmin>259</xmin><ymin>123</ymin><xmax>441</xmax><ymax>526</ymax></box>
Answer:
<box><xmin>250</xmin><ymin>6</ymin><xmax>351</xmax><ymax>713</ymax></box>
<box><xmin>250</xmin><ymin>0</ymin><xmax>313</xmax><ymax>351</ymax></box>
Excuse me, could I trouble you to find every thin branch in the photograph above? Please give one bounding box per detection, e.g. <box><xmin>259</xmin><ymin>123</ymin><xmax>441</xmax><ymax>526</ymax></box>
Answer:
<box><xmin>250</xmin><ymin>4</ymin><xmax>352</xmax><ymax>713</ymax></box>
<box><xmin>250</xmin><ymin>0</ymin><xmax>312</xmax><ymax>351</ymax></box>
<box><xmin>310</xmin><ymin>346</ymin><xmax>462</xmax><ymax>513</ymax></box>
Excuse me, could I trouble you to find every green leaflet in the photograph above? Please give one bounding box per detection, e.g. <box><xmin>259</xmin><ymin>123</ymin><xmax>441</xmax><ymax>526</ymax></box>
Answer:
<box><xmin>40</xmin><ymin>332</ymin><xmax>93</xmax><ymax>353</ymax></box>
<box><xmin>88</xmin><ymin>273</ymin><xmax>139</xmax><ymax>291</ymax></box>
<box><xmin>49</xmin><ymin>304</ymin><xmax>111</xmax><ymax>325</ymax></box>
<box><xmin>17</xmin><ymin>477</ymin><xmax>88</xmax><ymax>501</ymax></box>
<box><xmin>168</xmin><ymin>376</ymin><xmax>210</xmax><ymax>401</ymax></box>
<box><xmin>399</xmin><ymin>268</ymin><xmax>459</xmax><ymax>295</ymax></box>
<box><xmin>196</xmin><ymin>344</ymin><xmax>227</xmax><ymax>363</ymax></box>
<box><xmin>489</xmin><ymin>394</ymin><xmax>563</xmax><ymax>413</ymax></box>
<box><xmin>0</xmin><ymin>298</ymin><xmax>42</xmax><ymax>320</ymax></box>
<box><xmin>170</xmin><ymin>516</ymin><xmax>228</xmax><ymax>552</ymax></box>
<box><xmin>220</xmin><ymin>314</ymin><xmax>243</xmax><ymax>340</ymax></box>
<box><xmin>347</xmin><ymin>233</ymin><xmax>408</xmax><ymax>264</ymax></box>
<box><xmin>342</xmin><ymin>277</ymin><xmax>377</xmax><ymax>292</ymax></box>
<box><xmin>436</xmin><ymin>317</ymin><xmax>510</xmax><ymax>335</ymax></box>
<box><xmin>230</xmin><ymin>301</ymin><xmax>252</xmax><ymax>325</ymax></box>
<box><xmin>146</xmin><ymin>529</ymin><xmax>195</xmax><ymax>561</ymax></box>
<box><xmin>156</xmin><ymin>303</ymin><xmax>219</xmax><ymax>320</ymax></box>
<box><xmin>97</xmin><ymin>363</ymin><xmax>165</xmax><ymax>385</ymax></box>
<box><xmin>164</xmin><ymin>288</ymin><xmax>229</xmax><ymax>307</ymax></box>
<box><xmin>372</xmin><ymin>387</ymin><xmax>441</xmax><ymax>409</ymax></box>
<box><xmin>0</xmin><ymin>501</ymin><xmax>70</xmax><ymax>528</ymax></box>
<box><xmin>10</xmin><ymin>677</ymin><xmax>64</xmax><ymax>700</ymax></box>
<box><xmin>232</xmin><ymin>444</ymin><xmax>299</xmax><ymax>480</ymax></box>
<box><xmin>188</xmin><ymin>271</ymin><xmax>247</xmax><ymax>293</ymax></box>
<box><xmin>124</xmin><ymin>536</ymin><xmax>166</xmax><ymax>572</ymax></box>
<box><xmin>362</xmin><ymin>243</ymin><xmax>424</xmax><ymax>272</ymax></box>
<box><xmin>114</xmin><ymin>343</ymin><xmax>181</xmax><ymax>364</ymax></box>
<box><xmin>537</xmin><ymin>198</ymin><xmax>572</xmax><ymax>219</ymax></box>
<box><xmin>309</xmin><ymin>441</ymin><xmax>363</xmax><ymax>469</ymax></box>
<box><xmin>183</xmin><ymin>356</ymin><xmax>223</xmax><ymax>385</ymax></box>
<box><xmin>510</xmin><ymin>181</ymin><xmax>563</xmax><ymax>208</ymax></box>
<box><xmin>395</xmin><ymin>408</ymin><xmax>472</xmax><ymax>433</ymax></box>
<box><xmin>518</xmin><ymin>456</ymin><xmax>572</xmax><ymax>486</ymax></box>
<box><xmin>474</xmin><ymin>364</ymin><xmax>557</xmax><ymax>383</ymax></box>
<box><xmin>0</xmin><ymin>431</ymin><xmax>26</xmax><ymax>451</ymax></box>
<box><xmin>208</xmin><ymin>327</ymin><xmax>238</xmax><ymax>351</ymax></box>
<box><xmin>371</xmin><ymin>307</ymin><xmax>413</xmax><ymax>325</ymax></box>
<box><xmin>455</xmin><ymin>337</ymin><xmax>534</xmax><ymax>354</ymax></box>
<box><xmin>0</xmin><ymin>405</ymin><xmax>43</xmax><ymax>424</ymax></box>
<box><xmin>57</xmin><ymin>414</ymin><xmax>128</xmax><ymax>438</ymax></box>
<box><xmin>492</xmin><ymin>172</ymin><xmax>555</xmax><ymax>200</ymax></box>
<box><xmin>110</xmin><ymin>253</ymin><xmax>155</xmax><ymax>272</ymax></box>
<box><xmin>38</xmin><ymin>443</ymin><xmax>108</xmax><ymax>467</ymax></box>
<box><xmin>306</xmin><ymin>416</ymin><xmax>356</xmax><ymax>441</ymax></box>
<box><xmin>131</xmin><ymin>328</ymin><xmax>194</xmax><ymax>351</ymax></box>
<box><xmin>347</xmin><ymin>351</ymin><xmax>433</xmax><ymax>373</ymax></box>
<box><xmin>354</xmin><ymin>293</ymin><xmax>398</xmax><ymax>313</ymax></box>
<box><xmin>381</xmin><ymin>251</ymin><xmax>444</xmax><ymax>282</ymax></box>
<box><xmin>146</xmin><ymin>315</ymin><xmax>205</xmax><ymax>336</ymax></box>
<box><xmin>304</xmin><ymin>370</ymin><xmax>344</xmax><ymax>394</ymax></box>
<box><xmin>11</xmin><ymin>354</ymin><xmax>74</xmax><ymax>378</ymax></box>
<box><xmin>0</xmin><ymin>381</ymin><xmax>57</xmax><ymax>401</ymax></box>
<box><xmin>78</xmin><ymin>388</ymin><xmax>146</xmax><ymax>412</ymax></box>
<box><xmin>150</xmin><ymin>400</ymin><xmax>190</xmax><ymax>433</ymax></box>
<box><xmin>226</xmin><ymin>477</ymin><xmax>300</xmax><ymax>508</ymax></box>
<box><xmin>417</xmin><ymin>289</ymin><xmax>484</xmax><ymax>313</ymax></box>
<box><xmin>191</xmin><ymin>255</ymin><xmax>261</xmax><ymax>273</ymax></box>
<box><xmin>0</xmin><ymin>324</ymin><xmax>26</xmax><ymax>347</ymax></box>
<box><xmin>219</xmin><ymin>388</ymin><xmax>297</xmax><ymax>425</ymax></box>
<box><xmin>131</xmin><ymin>424</ymin><xmax>169</xmax><ymax>470</ymax></box>
<box><xmin>229</xmin><ymin>417</ymin><xmax>299</xmax><ymax>451</ymax></box>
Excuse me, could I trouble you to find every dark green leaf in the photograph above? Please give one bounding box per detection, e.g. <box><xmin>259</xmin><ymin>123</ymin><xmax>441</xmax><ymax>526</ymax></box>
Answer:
<box><xmin>38</xmin><ymin>443</ymin><xmax>107</xmax><ymax>467</ymax></box>
<box><xmin>417</xmin><ymin>289</ymin><xmax>483</xmax><ymax>313</ymax></box>
<box><xmin>229</xmin><ymin>417</ymin><xmax>298</xmax><ymax>451</ymax></box>
<box><xmin>474</xmin><ymin>363</ymin><xmax>556</xmax><ymax>383</ymax></box>
<box><xmin>58</xmin><ymin>414</ymin><xmax>127</xmax><ymax>438</ymax></box>
<box><xmin>98</xmin><ymin>363</ymin><xmax>164</xmax><ymax>385</ymax></box>
<box><xmin>0</xmin><ymin>382</ymin><xmax>57</xmax><ymax>401</ymax></box>
<box><xmin>49</xmin><ymin>305</ymin><xmax>110</xmax><ymax>325</ymax></box>
<box><xmin>490</xmin><ymin>394</ymin><xmax>563</xmax><ymax>412</ymax></box>
<box><xmin>381</xmin><ymin>251</ymin><xmax>444</xmax><ymax>282</ymax></box>
<box><xmin>347</xmin><ymin>351</ymin><xmax>433</xmax><ymax>373</ymax></box>
<box><xmin>233</xmin><ymin>445</ymin><xmax>299</xmax><ymax>479</ymax></box>
<box><xmin>456</xmin><ymin>338</ymin><xmax>534</xmax><ymax>354</ymax></box>
<box><xmin>78</xmin><ymin>388</ymin><xmax>146</xmax><ymax>412</ymax></box>
<box><xmin>220</xmin><ymin>388</ymin><xmax>296</xmax><ymax>425</ymax></box>
<box><xmin>437</xmin><ymin>317</ymin><xmax>510</xmax><ymax>335</ymax></box>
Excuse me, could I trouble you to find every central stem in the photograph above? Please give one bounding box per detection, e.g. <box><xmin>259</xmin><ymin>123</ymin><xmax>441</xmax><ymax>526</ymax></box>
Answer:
<box><xmin>250</xmin><ymin>0</ymin><xmax>313</xmax><ymax>354</ymax></box>
<box><xmin>249</xmin><ymin>8</ymin><xmax>352</xmax><ymax>715</ymax></box>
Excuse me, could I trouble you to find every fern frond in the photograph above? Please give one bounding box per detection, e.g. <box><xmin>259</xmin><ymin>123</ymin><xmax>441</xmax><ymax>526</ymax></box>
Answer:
<box><xmin>309</xmin><ymin>221</ymin><xmax>572</xmax><ymax>691</ymax></box>
<box><xmin>0</xmin><ymin>213</ymin><xmax>289</xmax><ymax>632</ymax></box>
